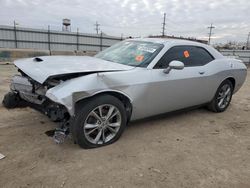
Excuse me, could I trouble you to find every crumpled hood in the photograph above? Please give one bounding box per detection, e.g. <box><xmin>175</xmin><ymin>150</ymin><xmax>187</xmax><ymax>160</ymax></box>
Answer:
<box><xmin>14</xmin><ymin>56</ymin><xmax>134</xmax><ymax>84</ymax></box>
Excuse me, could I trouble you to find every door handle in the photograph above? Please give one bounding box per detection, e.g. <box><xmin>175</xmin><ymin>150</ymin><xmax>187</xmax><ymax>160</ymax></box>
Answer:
<box><xmin>199</xmin><ymin>71</ymin><xmax>205</xmax><ymax>75</ymax></box>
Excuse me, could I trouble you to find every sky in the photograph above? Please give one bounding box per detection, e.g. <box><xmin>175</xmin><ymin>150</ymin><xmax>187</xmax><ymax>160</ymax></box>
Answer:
<box><xmin>0</xmin><ymin>0</ymin><xmax>250</xmax><ymax>44</ymax></box>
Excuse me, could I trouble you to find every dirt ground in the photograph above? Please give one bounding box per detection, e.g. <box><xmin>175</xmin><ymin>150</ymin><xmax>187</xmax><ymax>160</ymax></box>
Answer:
<box><xmin>0</xmin><ymin>64</ymin><xmax>250</xmax><ymax>188</ymax></box>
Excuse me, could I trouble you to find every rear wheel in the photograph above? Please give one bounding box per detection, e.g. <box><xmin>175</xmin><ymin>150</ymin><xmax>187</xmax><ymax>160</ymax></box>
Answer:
<box><xmin>207</xmin><ymin>80</ymin><xmax>233</xmax><ymax>112</ymax></box>
<box><xmin>72</xmin><ymin>95</ymin><xmax>127</xmax><ymax>149</ymax></box>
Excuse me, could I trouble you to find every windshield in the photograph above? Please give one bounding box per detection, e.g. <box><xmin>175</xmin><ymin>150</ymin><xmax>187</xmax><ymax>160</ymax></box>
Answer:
<box><xmin>95</xmin><ymin>40</ymin><xmax>164</xmax><ymax>67</ymax></box>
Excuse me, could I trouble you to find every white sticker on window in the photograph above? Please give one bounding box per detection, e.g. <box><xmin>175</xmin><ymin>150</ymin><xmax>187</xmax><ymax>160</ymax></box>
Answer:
<box><xmin>137</xmin><ymin>46</ymin><xmax>156</xmax><ymax>53</ymax></box>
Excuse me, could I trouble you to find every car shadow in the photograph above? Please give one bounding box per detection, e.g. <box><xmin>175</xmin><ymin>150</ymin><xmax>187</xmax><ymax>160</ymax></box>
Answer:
<box><xmin>127</xmin><ymin>105</ymin><xmax>210</xmax><ymax>128</ymax></box>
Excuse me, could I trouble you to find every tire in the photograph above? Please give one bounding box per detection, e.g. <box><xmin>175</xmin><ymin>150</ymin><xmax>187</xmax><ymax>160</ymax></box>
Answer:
<box><xmin>2</xmin><ymin>92</ymin><xmax>20</xmax><ymax>109</ymax></box>
<box><xmin>72</xmin><ymin>95</ymin><xmax>127</xmax><ymax>149</ymax></box>
<box><xmin>207</xmin><ymin>79</ymin><xmax>233</xmax><ymax>112</ymax></box>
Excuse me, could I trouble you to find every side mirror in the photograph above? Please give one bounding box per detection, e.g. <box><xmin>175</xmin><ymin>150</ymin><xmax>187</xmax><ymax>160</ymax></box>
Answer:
<box><xmin>163</xmin><ymin>60</ymin><xmax>184</xmax><ymax>74</ymax></box>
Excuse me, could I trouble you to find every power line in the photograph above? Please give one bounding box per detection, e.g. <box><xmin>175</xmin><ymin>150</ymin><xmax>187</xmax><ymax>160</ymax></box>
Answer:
<box><xmin>94</xmin><ymin>21</ymin><xmax>100</xmax><ymax>34</ymax></box>
<box><xmin>207</xmin><ymin>23</ymin><xmax>215</xmax><ymax>44</ymax></box>
<box><xmin>161</xmin><ymin>13</ymin><xmax>166</xmax><ymax>36</ymax></box>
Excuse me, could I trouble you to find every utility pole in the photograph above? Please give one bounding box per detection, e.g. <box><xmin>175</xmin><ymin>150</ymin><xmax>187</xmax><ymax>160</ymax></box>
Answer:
<box><xmin>48</xmin><ymin>25</ymin><xmax>51</xmax><ymax>52</ymax></box>
<box><xmin>161</xmin><ymin>13</ymin><xmax>166</xmax><ymax>37</ymax></box>
<box><xmin>207</xmin><ymin>23</ymin><xmax>215</xmax><ymax>45</ymax></box>
<box><xmin>100</xmin><ymin>31</ymin><xmax>103</xmax><ymax>51</ymax></box>
<box><xmin>94</xmin><ymin>21</ymin><xmax>100</xmax><ymax>34</ymax></box>
<box><xmin>13</xmin><ymin>20</ymin><xmax>18</xmax><ymax>48</ymax></box>
<box><xmin>76</xmin><ymin>28</ymin><xmax>79</xmax><ymax>51</ymax></box>
<box><xmin>246</xmin><ymin>32</ymin><xmax>250</xmax><ymax>50</ymax></box>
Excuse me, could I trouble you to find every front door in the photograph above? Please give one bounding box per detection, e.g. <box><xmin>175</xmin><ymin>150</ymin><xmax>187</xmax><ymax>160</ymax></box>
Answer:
<box><xmin>147</xmin><ymin>45</ymin><xmax>215</xmax><ymax>117</ymax></box>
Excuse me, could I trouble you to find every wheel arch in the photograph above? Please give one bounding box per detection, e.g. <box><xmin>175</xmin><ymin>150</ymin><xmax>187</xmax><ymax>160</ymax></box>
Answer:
<box><xmin>74</xmin><ymin>90</ymin><xmax>133</xmax><ymax>122</ymax></box>
<box><xmin>209</xmin><ymin>76</ymin><xmax>236</xmax><ymax>103</ymax></box>
<box><xmin>221</xmin><ymin>77</ymin><xmax>235</xmax><ymax>91</ymax></box>
<box><xmin>207</xmin><ymin>76</ymin><xmax>235</xmax><ymax>112</ymax></box>
<box><xmin>226</xmin><ymin>77</ymin><xmax>235</xmax><ymax>90</ymax></box>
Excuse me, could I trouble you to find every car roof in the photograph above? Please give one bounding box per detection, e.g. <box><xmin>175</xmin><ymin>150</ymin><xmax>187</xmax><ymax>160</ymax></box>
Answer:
<box><xmin>128</xmin><ymin>37</ymin><xmax>207</xmax><ymax>47</ymax></box>
<box><xmin>128</xmin><ymin>37</ymin><xmax>224</xmax><ymax>59</ymax></box>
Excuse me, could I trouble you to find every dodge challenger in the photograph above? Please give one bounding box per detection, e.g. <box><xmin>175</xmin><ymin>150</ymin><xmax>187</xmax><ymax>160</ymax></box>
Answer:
<box><xmin>2</xmin><ymin>38</ymin><xmax>247</xmax><ymax>148</ymax></box>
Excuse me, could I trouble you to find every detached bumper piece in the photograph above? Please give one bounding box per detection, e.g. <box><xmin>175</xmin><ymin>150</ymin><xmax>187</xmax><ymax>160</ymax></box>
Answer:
<box><xmin>2</xmin><ymin>92</ymin><xmax>21</xmax><ymax>109</ymax></box>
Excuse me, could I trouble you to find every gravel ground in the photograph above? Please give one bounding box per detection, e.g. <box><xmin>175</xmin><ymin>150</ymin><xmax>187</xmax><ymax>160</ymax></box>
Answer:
<box><xmin>0</xmin><ymin>64</ymin><xmax>250</xmax><ymax>188</ymax></box>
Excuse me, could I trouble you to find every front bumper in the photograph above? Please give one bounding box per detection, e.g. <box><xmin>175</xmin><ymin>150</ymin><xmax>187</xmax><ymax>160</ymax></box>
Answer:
<box><xmin>9</xmin><ymin>75</ymin><xmax>69</xmax><ymax>122</ymax></box>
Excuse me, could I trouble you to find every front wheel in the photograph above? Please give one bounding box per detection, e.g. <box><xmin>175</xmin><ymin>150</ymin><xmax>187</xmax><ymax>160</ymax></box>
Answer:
<box><xmin>207</xmin><ymin>80</ymin><xmax>233</xmax><ymax>112</ymax></box>
<box><xmin>72</xmin><ymin>95</ymin><xmax>127</xmax><ymax>149</ymax></box>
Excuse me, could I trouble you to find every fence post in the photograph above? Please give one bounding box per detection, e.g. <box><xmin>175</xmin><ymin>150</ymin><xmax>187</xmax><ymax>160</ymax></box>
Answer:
<box><xmin>100</xmin><ymin>32</ymin><xmax>103</xmax><ymax>51</ymax></box>
<box><xmin>48</xmin><ymin>25</ymin><xmax>51</xmax><ymax>54</ymax></box>
<box><xmin>13</xmin><ymin>21</ymin><xmax>17</xmax><ymax>48</ymax></box>
<box><xmin>77</xmin><ymin>28</ymin><xmax>79</xmax><ymax>51</ymax></box>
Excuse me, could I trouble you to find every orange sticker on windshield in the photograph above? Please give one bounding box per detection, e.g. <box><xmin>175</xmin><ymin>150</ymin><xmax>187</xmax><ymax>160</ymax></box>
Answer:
<box><xmin>184</xmin><ymin>50</ymin><xmax>190</xmax><ymax>58</ymax></box>
<box><xmin>135</xmin><ymin>55</ymin><xmax>144</xmax><ymax>62</ymax></box>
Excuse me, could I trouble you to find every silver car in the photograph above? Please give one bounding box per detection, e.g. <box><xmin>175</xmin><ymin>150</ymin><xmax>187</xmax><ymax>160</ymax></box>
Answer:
<box><xmin>3</xmin><ymin>38</ymin><xmax>247</xmax><ymax>148</ymax></box>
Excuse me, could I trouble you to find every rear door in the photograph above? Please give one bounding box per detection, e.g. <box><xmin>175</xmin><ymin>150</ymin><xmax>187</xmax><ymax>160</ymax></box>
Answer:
<box><xmin>147</xmin><ymin>45</ymin><xmax>215</xmax><ymax>116</ymax></box>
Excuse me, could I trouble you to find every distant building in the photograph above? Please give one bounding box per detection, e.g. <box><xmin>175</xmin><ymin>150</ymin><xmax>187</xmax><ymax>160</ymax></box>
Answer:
<box><xmin>149</xmin><ymin>35</ymin><xmax>208</xmax><ymax>44</ymax></box>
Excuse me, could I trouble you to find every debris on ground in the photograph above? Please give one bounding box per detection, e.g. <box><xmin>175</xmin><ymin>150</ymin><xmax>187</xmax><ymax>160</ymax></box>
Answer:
<box><xmin>210</xmin><ymin>129</ymin><xmax>220</xmax><ymax>134</ymax></box>
<box><xmin>0</xmin><ymin>153</ymin><xmax>5</xmax><ymax>160</ymax></box>
<box><xmin>148</xmin><ymin>167</ymin><xmax>161</xmax><ymax>173</ymax></box>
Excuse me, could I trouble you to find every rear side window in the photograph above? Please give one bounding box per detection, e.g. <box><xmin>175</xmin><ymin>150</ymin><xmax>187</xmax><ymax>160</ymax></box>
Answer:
<box><xmin>154</xmin><ymin>45</ymin><xmax>214</xmax><ymax>69</ymax></box>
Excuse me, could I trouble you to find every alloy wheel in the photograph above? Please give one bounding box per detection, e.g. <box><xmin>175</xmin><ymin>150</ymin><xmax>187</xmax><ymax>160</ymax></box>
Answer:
<box><xmin>83</xmin><ymin>104</ymin><xmax>122</xmax><ymax>145</ymax></box>
<box><xmin>217</xmin><ymin>84</ymin><xmax>232</xmax><ymax>109</ymax></box>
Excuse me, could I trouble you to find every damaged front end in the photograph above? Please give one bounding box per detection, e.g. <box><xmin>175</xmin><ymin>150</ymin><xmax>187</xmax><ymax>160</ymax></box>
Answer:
<box><xmin>3</xmin><ymin>56</ymin><xmax>135</xmax><ymax>147</ymax></box>
<box><xmin>2</xmin><ymin>74</ymin><xmax>71</xmax><ymax>144</ymax></box>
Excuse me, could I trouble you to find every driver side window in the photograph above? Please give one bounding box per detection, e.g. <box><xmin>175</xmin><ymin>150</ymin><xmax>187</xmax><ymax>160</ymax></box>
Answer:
<box><xmin>154</xmin><ymin>45</ymin><xmax>214</xmax><ymax>69</ymax></box>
